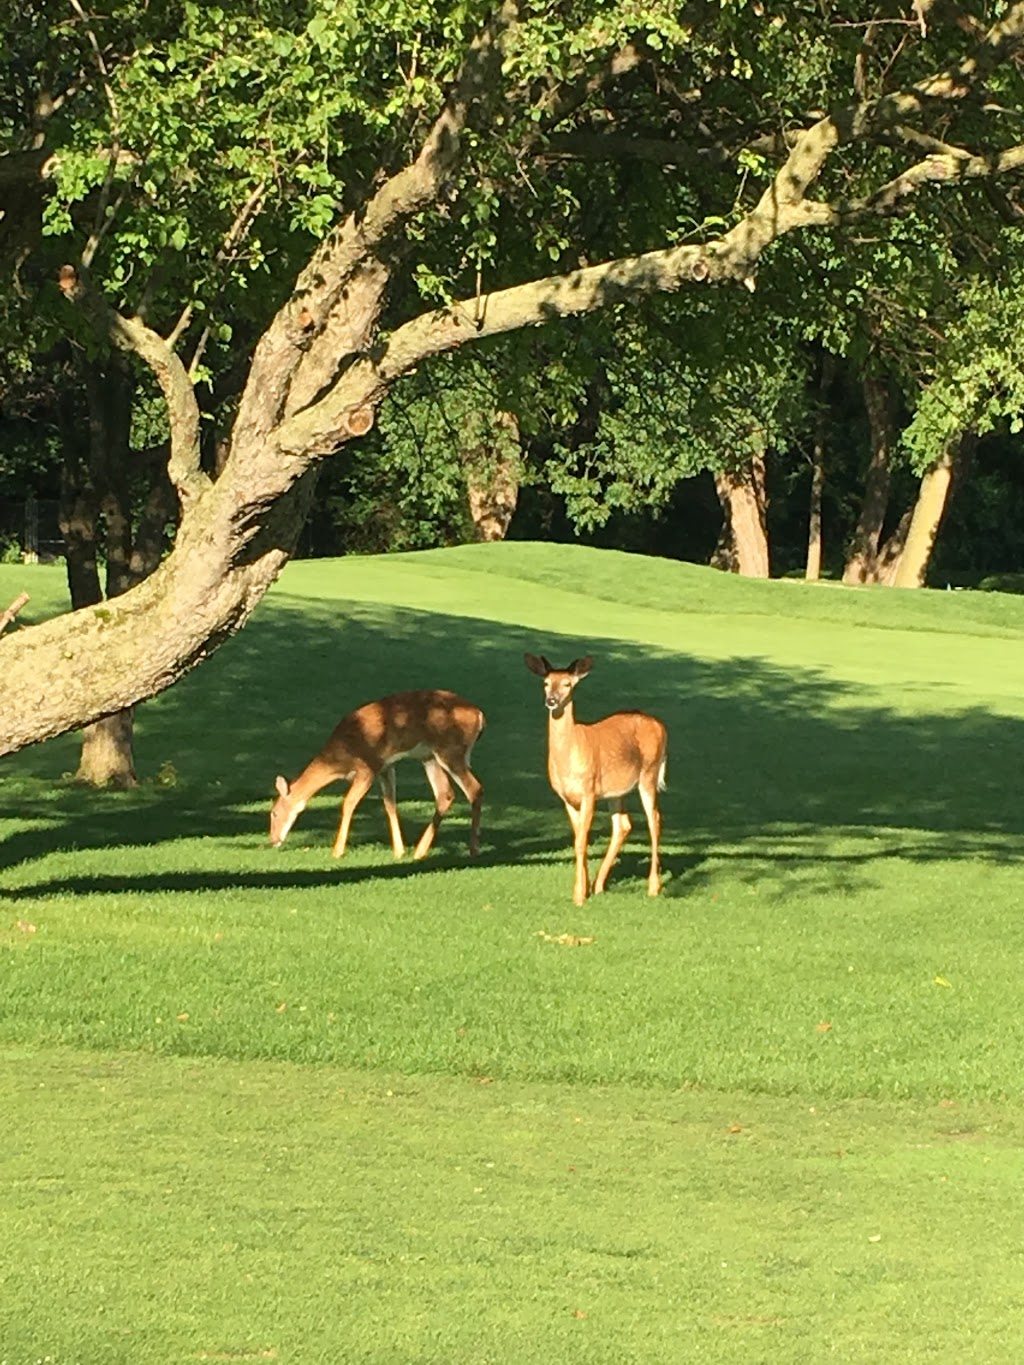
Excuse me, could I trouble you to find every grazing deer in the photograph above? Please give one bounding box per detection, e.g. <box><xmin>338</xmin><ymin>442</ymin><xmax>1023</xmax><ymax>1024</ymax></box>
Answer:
<box><xmin>524</xmin><ymin>654</ymin><xmax>667</xmax><ymax>905</ymax></box>
<box><xmin>270</xmin><ymin>690</ymin><xmax>485</xmax><ymax>860</ymax></box>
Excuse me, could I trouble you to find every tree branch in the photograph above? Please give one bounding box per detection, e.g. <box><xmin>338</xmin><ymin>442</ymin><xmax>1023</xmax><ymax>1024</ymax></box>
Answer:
<box><xmin>0</xmin><ymin>593</ymin><xmax>30</xmax><ymax>637</ymax></box>
<box><xmin>62</xmin><ymin>271</ymin><xmax>209</xmax><ymax>504</ymax></box>
<box><xmin>269</xmin><ymin>6</ymin><xmax>1024</xmax><ymax>467</ymax></box>
<box><xmin>231</xmin><ymin>2</ymin><xmax>520</xmax><ymax>452</ymax></box>
<box><xmin>834</xmin><ymin>142</ymin><xmax>1024</xmax><ymax>220</ymax></box>
<box><xmin>164</xmin><ymin>178</ymin><xmax>270</xmax><ymax>359</ymax></box>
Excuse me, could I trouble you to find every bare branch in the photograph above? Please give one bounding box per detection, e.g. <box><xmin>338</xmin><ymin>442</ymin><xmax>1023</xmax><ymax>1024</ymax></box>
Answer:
<box><xmin>543</xmin><ymin>132</ymin><xmax>703</xmax><ymax>168</ymax></box>
<box><xmin>68</xmin><ymin>0</ymin><xmax>124</xmax><ymax>270</ymax></box>
<box><xmin>835</xmin><ymin>142</ymin><xmax>1024</xmax><ymax>220</ymax></box>
<box><xmin>67</xmin><ymin>0</ymin><xmax>118</xmax><ymax>122</ymax></box>
<box><xmin>534</xmin><ymin>42</ymin><xmax>645</xmax><ymax>132</ymax></box>
<box><xmin>164</xmin><ymin>179</ymin><xmax>270</xmax><ymax>358</ymax></box>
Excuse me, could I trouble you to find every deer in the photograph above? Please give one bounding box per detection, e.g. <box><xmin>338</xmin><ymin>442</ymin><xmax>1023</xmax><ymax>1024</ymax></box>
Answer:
<box><xmin>269</xmin><ymin>690</ymin><xmax>485</xmax><ymax>861</ymax></box>
<box><xmin>524</xmin><ymin>654</ymin><xmax>667</xmax><ymax>906</ymax></box>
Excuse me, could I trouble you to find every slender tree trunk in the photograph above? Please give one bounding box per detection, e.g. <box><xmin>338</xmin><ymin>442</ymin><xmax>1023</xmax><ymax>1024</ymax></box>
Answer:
<box><xmin>892</xmin><ymin>433</ymin><xmax>971</xmax><ymax>589</ymax></box>
<box><xmin>805</xmin><ymin>352</ymin><xmax>834</xmax><ymax>581</ymax></box>
<box><xmin>63</xmin><ymin>356</ymin><xmax>141</xmax><ymax>787</ymax></box>
<box><xmin>843</xmin><ymin>373</ymin><xmax>896</xmax><ymax>585</ymax></box>
<box><xmin>711</xmin><ymin>444</ymin><xmax>770</xmax><ymax>578</ymax></box>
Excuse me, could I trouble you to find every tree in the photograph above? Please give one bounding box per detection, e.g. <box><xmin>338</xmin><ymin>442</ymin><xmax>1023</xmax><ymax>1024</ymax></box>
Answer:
<box><xmin>5</xmin><ymin>1</ymin><xmax>1024</xmax><ymax>755</ymax></box>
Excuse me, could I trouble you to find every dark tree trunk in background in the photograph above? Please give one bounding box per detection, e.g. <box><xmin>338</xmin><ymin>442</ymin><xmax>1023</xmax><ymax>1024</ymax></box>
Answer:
<box><xmin>60</xmin><ymin>354</ymin><xmax>141</xmax><ymax>787</ymax></box>
<box><xmin>843</xmin><ymin>373</ymin><xmax>896</xmax><ymax>585</ymax></box>
<box><xmin>805</xmin><ymin>353</ymin><xmax>834</xmax><ymax>581</ymax></box>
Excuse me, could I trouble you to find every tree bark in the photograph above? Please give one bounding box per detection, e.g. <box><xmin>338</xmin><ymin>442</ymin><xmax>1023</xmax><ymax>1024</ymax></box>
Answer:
<box><xmin>843</xmin><ymin>373</ymin><xmax>896</xmax><ymax>585</ymax></box>
<box><xmin>712</xmin><ymin>446</ymin><xmax>770</xmax><ymax>579</ymax></box>
<box><xmin>876</xmin><ymin>508</ymin><xmax>913</xmax><ymax>586</ymax></box>
<box><xmin>891</xmin><ymin>433</ymin><xmax>971</xmax><ymax>589</ymax></box>
<box><xmin>465</xmin><ymin>411</ymin><xmax>520</xmax><ymax>542</ymax></box>
<box><xmin>805</xmin><ymin>352</ymin><xmax>834</xmax><ymax>581</ymax></box>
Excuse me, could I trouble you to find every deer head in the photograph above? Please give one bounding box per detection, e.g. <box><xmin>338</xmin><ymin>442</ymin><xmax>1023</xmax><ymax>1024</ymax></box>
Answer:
<box><xmin>524</xmin><ymin>653</ymin><xmax>593</xmax><ymax>717</ymax></box>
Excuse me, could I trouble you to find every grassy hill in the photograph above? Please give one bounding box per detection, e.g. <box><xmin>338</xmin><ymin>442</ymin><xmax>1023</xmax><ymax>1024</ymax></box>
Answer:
<box><xmin>2</xmin><ymin>544</ymin><xmax>1024</xmax><ymax>1362</ymax></box>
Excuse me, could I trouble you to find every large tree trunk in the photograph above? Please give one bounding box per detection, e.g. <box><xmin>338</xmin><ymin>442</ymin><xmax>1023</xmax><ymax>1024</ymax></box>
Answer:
<box><xmin>843</xmin><ymin>373</ymin><xmax>896</xmax><ymax>585</ymax></box>
<box><xmin>1</xmin><ymin>470</ymin><xmax>317</xmax><ymax>755</ymax></box>
<box><xmin>711</xmin><ymin>446</ymin><xmax>770</xmax><ymax>578</ymax></box>
<box><xmin>891</xmin><ymin>433</ymin><xmax>971</xmax><ymax>589</ymax></box>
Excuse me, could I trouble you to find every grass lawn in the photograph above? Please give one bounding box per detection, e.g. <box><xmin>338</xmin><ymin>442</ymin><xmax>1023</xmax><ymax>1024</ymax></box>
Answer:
<box><xmin>2</xmin><ymin>543</ymin><xmax>1024</xmax><ymax>1362</ymax></box>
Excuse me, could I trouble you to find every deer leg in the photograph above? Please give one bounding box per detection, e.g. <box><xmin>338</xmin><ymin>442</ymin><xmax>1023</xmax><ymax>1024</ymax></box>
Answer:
<box><xmin>637</xmin><ymin>773</ymin><xmax>663</xmax><ymax>896</ymax></box>
<box><xmin>412</xmin><ymin>758</ymin><xmax>456</xmax><ymax>860</ymax></box>
<box><xmin>571</xmin><ymin>795</ymin><xmax>595</xmax><ymax>906</ymax></box>
<box><xmin>594</xmin><ymin>800</ymin><xmax>632</xmax><ymax>896</ymax></box>
<box><xmin>378</xmin><ymin>765</ymin><xmax>405</xmax><ymax>859</ymax></box>
<box><xmin>332</xmin><ymin>767</ymin><xmax>376</xmax><ymax>859</ymax></box>
<box><xmin>435</xmin><ymin>752</ymin><xmax>484</xmax><ymax>856</ymax></box>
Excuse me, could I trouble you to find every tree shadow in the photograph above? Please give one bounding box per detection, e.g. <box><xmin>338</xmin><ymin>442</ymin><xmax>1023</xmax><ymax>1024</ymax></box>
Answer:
<box><xmin>3</xmin><ymin>591</ymin><xmax>1024</xmax><ymax>902</ymax></box>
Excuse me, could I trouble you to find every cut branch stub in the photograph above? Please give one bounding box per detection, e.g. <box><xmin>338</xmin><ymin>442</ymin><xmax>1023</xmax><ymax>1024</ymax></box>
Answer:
<box><xmin>343</xmin><ymin>405</ymin><xmax>374</xmax><ymax>437</ymax></box>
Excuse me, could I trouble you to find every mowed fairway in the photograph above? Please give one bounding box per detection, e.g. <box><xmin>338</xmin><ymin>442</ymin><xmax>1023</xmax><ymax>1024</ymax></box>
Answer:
<box><xmin>2</xmin><ymin>543</ymin><xmax>1024</xmax><ymax>1363</ymax></box>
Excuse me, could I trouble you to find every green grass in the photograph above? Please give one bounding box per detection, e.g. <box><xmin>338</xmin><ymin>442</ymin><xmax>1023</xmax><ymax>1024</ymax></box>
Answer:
<box><xmin>3</xmin><ymin>543</ymin><xmax>1024</xmax><ymax>1362</ymax></box>
<box><xmin>4</xmin><ymin>1047</ymin><xmax>1024</xmax><ymax>1365</ymax></box>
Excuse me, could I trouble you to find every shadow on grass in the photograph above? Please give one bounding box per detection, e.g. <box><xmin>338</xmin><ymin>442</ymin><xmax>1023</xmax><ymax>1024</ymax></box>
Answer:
<box><xmin>3</xmin><ymin>595</ymin><xmax>1024</xmax><ymax>899</ymax></box>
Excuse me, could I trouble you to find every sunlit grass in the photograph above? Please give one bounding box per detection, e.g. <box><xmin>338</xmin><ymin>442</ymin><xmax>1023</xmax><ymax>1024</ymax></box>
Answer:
<box><xmin>3</xmin><ymin>545</ymin><xmax>1024</xmax><ymax>1362</ymax></box>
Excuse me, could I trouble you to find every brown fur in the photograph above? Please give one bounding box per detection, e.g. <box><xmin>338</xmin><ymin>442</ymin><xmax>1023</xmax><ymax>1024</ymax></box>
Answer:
<box><xmin>525</xmin><ymin>654</ymin><xmax>666</xmax><ymax>905</ymax></box>
<box><xmin>270</xmin><ymin>689</ymin><xmax>485</xmax><ymax>860</ymax></box>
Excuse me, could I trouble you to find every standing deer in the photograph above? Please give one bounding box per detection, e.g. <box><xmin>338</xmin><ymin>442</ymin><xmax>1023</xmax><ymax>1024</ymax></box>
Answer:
<box><xmin>269</xmin><ymin>690</ymin><xmax>485</xmax><ymax>860</ymax></box>
<box><xmin>524</xmin><ymin>654</ymin><xmax>667</xmax><ymax>905</ymax></box>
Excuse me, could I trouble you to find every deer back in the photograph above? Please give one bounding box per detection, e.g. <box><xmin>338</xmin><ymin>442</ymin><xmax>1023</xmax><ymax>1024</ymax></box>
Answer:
<box><xmin>323</xmin><ymin>689</ymin><xmax>484</xmax><ymax>773</ymax></box>
<box><xmin>570</xmin><ymin>710</ymin><xmax>667</xmax><ymax>799</ymax></box>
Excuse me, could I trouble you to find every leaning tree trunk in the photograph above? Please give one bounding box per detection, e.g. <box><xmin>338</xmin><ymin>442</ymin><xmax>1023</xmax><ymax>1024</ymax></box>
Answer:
<box><xmin>843</xmin><ymin>373</ymin><xmax>896</xmax><ymax>585</ymax></box>
<box><xmin>875</xmin><ymin>507</ymin><xmax>913</xmax><ymax>586</ymax></box>
<box><xmin>891</xmin><ymin>433</ymin><xmax>972</xmax><ymax>589</ymax></box>
<box><xmin>712</xmin><ymin>445</ymin><xmax>770</xmax><ymax>579</ymax></box>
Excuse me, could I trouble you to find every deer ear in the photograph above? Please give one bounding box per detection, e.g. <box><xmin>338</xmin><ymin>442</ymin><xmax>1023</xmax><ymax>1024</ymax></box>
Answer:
<box><xmin>524</xmin><ymin>653</ymin><xmax>549</xmax><ymax>677</ymax></box>
<box><xmin>570</xmin><ymin>656</ymin><xmax>593</xmax><ymax>679</ymax></box>
<box><xmin>275</xmin><ymin>775</ymin><xmax>290</xmax><ymax>798</ymax></box>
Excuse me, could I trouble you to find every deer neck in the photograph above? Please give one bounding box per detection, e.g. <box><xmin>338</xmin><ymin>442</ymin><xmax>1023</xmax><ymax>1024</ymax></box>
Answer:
<box><xmin>292</xmin><ymin>753</ymin><xmax>348</xmax><ymax>801</ymax></box>
<box><xmin>547</xmin><ymin>699</ymin><xmax>582</xmax><ymax>771</ymax></box>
